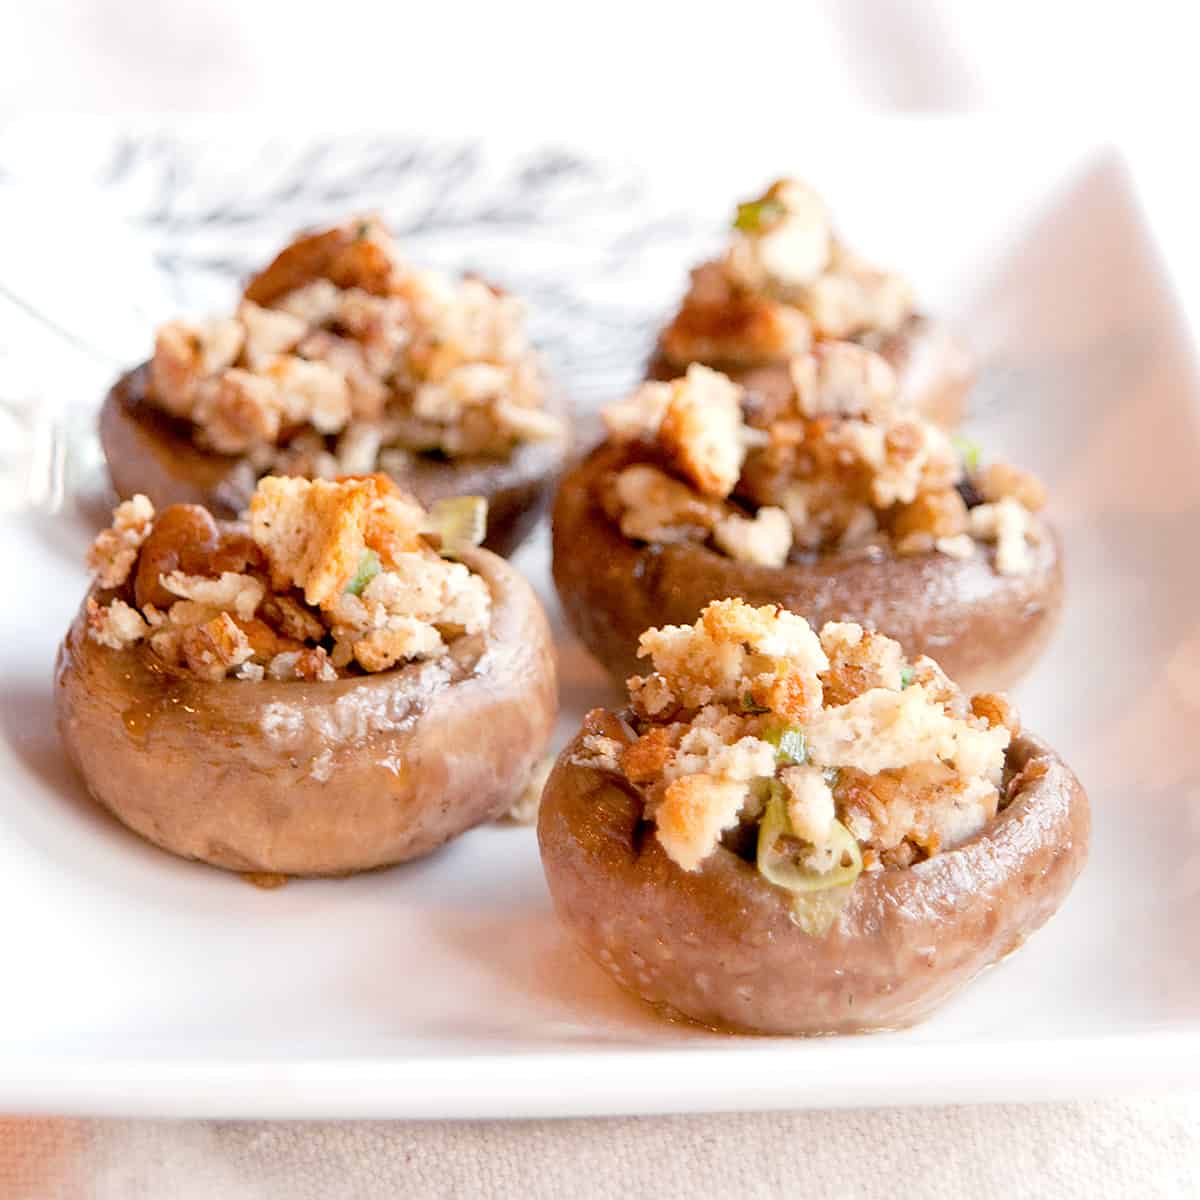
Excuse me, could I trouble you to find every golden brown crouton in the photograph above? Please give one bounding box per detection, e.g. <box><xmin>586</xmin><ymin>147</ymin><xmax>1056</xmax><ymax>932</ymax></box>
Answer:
<box><xmin>607</xmin><ymin>464</ymin><xmax>725</xmax><ymax>544</ymax></box>
<box><xmin>976</xmin><ymin>462</ymin><xmax>1048</xmax><ymax>512</ymax></box>
<box><xmin>657</xmin><ymin>365</ymin><xmax>746</xmax><ymax>498</ymax></box>
<box><xmin>891</xmin><ymin>488</ymin><xmax>969</xmax><ymax>542</ymax></box>
<box><xmin>358</xmin><ymin>473</ymin><xmax>426</xmax><ymax>565</ymax></box>
<box><xmin>352</xmin><ymin>619</ymin><xmax>445</xmax><ymax>672</ymax></box>
<box><xmin>198</xmin><ymin>369</ymin><xmax>283</xmax><ymax>453</ymax></box>
<box><xmin>661</xmin><ymin>276</ymin><xmax>813</xmax><ymax>368</ymax></box>
<box><xmin>819</xmin><ymin>622</ymin><xmax>906</xmax><ymax>706</ymax></box>
<box><xmin>250</xmin><ymin>476</ymin><xmax>377</xmax><ymax>607</ymax></box>
<box><xmin>620</xmin><ymin>727</ymin><xmax>676</xmax><ymax>784</ymax></box>
<box><xmin>747</xmin><ymin>666</ymin><xmax>822</xmax><ymax>725</ymax></box>
<box><xmin>243</xmin><ymin>215</ymin><xmax>398</xmax><ymax>306</ymax></box>
<box><xmin>655</xmin><ymin>774</ymin><xmax>749</xmax><ymax>872</ymax></box>
<box><xmin>970</xmin><ymin>692</ymin><xmax>1021</xmax><ymax>736</ymax></box>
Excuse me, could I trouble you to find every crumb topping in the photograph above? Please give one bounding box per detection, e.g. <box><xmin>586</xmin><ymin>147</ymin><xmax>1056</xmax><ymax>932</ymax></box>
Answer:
<box><xmin>590</xmin><ymin>599</ymin><xmax>1015</xmax><ymax>884</ymax></box>
<box><xmin>85</xmin><ymin>495</ymin><xmax>155</xmax><ymax>588</ymax></box>
<box><xmin>659</xmin><ymin>178</ymin><xmax>914</xmax><ymax>370</ymax></box>
<box><xmin>147</xmin><ymin>215</ymin><xmax>561</xmax><ymax>471</ymax></box>
<box><xmin>600</xmin><ymin>343</ymin><xmax>1046</xmax><ymax>574</ymax></box>
<box><xmin>82</xmin><ymin>477</ymin><xmax>491</xmax><ymax>681</ymax></box>
<box><xmin>656</xmin><ymin>365</ymin><xmax>747</xmax><ymax>497</ymax></box>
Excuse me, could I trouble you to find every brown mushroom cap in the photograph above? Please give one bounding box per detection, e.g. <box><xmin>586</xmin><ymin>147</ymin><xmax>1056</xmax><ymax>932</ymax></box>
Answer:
<box><xmin>54</xmin><ymin>548</ymin><xmax>557</xmax><ymax>875</ymax></box>
<box><xmin>538</xmin><ymin>712</ymin><xmax>1089</xmax><ymax>1035</ymax></box>
<box><xmin>552</xmin><ymin>441</ymin><xmax>1063</xmax><ymax>694</ymax></box>
<box><xmin>647</xmin><ymin>313</ymin><xmax>974</xmax><ymax>429</ymax></box>
<box><xmin>99</xmin><ymin>363</ymin><xmax>569</xmax><ymax>557</ymax></box>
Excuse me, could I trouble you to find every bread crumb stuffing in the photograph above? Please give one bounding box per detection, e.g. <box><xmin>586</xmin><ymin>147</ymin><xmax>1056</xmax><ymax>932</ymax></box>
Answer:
<box><xmin>724</xmin><ymin>179</ymin><xmax>834</xmax><ymax>294</ymax></box>
<box><xmin>657</xmin><ymin>365</ymin><xmax>748</xmax><ymax>498</ymax></box>
<box><xmin>656</xmin><ymin>774</ymin><xmax>750</xmax><ymax>872</ymax></box>
<box><xmin>82</xmin><ymin>476</ymin><xmax>492</xmax><ymax>683</ymax></box>
<box><xmin>86</xmin><ymin>494</ymin><xmax>156</xmax><ymax>588</ymax></box>
<box><xmin>605</xmin><ymin>599</ymin><xmax>1015</xmax><ymax>877</ymax></box>
<box><xmin>791</xmin><ymin>341</ymin><xmax>898</xmax><ymax>423</ymax></box>
<box><xmin>609</xmin><ymin>464</ymin><xmax>725</xmax><ymax>544</ymax></box>
<box><xmin>602</xmin><ymin>380</ymin><xmax>674</xmax><ymax>441</ymax></box>
<box><xmin>658</xmin><ymin>177</ymin><xmax>913</xmax><ymax>371</ymax></box>
<box><xmin>571</xmin><ymin>734</ymin><xmax>626</xmax><ymax>774</ymax></box>
<box><xmin>935</xmin><ymin>533</ymin><xmax>975</xmax><ymax>560</ymax></box>
<box><xmin>146</xmin><ymin>215</ymin><xmax>560</xmax><ymax>470</ymax></box>
<box><xmin>637</xmin><ymin>598</ymin><xmax>828</xmax><ymax>713</ymax></box>
<box><xmin>970</xmin><ymin>497</ymin><xmax>1038</xmax><ymax>576</ymax></box>
<box><xmin>601</xmin><ymin>343</ymin><xmax>1044</xmax><ymax>574</ymax></box>
<box><xmin>85</xmin><ymin>596</ymin><xmax>149</xmax><ymax>649</ymax></box>
<box><xmin>161</xmin><ymin>571</ymin><xmax>264</xmax><ymax>621</ymax></box>
<box><xmin>781</xmin><ymin>764</ymin><xmax>836</xmax><ymax>846</ymax></box>
<box><xmin>252</xmin><ymin>476</ymin><xmax>378</xmax><ymax>606</ymax></box>
<box><xmin>712</xmin><ymin>505</ymin><xmax>792</xmax><ymax>567</ymax></box>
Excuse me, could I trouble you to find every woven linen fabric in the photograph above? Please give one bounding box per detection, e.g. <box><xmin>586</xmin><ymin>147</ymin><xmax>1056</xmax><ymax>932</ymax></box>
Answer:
<box><xmin>2</xmin><ymin>1098</ymin><xmax>1199</xmax><ymax>1199</ymax></box>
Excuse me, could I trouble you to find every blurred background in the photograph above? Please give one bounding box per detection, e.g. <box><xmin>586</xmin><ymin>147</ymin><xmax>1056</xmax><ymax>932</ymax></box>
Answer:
<box><xmin>0</xmin><ymin>0</ymin><xmax>1195</xmax><ymax>512</ymax></box>
<box><xmin>0</xmin><ymin>1</ymin><xmax>1192</xmax><ymax>130</ymax></box>
<box><xmin>0</xmin><ymin>0</ymin><xmax>1194</xmax><ymax>322</ymax></box>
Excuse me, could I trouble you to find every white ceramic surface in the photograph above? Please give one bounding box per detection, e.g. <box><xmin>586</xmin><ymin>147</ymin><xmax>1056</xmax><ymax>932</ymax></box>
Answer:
<box><xmin>0</xmin><ymin>124</ymin><xmax>1197</xmax><ymax>1118</ymax></box>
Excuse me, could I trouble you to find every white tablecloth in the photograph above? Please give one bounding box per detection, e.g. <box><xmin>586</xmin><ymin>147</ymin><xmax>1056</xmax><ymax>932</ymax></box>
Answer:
<box><xmin>3</xmin><ymin>1097</ymin><xmax>1199</xmax><ymax>1198</ymax></box>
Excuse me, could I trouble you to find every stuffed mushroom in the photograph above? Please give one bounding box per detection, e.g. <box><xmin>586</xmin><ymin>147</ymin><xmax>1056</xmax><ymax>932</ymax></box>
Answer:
<box><xmin>539</xmin><ymin>599</ymin><xmax>1089</xmax><ymax>1035</ymax></box>
<box><xmin>648</xmin><ymin>178</ymin><xmax>972</xmax><ymax>428</ymax></box>
<box><xmin>553</xmin><ymin>346</ymin><xmax>1061</xmax><ymax>693</ymax></box>
<box><xmin>55</xmin><ymin>474</ymin><xmax>557</xmax><ymax>875</ymax></box>
<box><xmin>100</xmin><ymin>215</ymin><xmax>568</xmax><ymax>556</ymax></box>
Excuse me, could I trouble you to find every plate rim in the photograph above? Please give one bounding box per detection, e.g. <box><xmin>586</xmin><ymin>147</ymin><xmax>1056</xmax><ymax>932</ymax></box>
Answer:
<box><xmin>3</xmin><ymin>1029</ymin><xmax>1199</xmax><ymax>1118</ymax></box>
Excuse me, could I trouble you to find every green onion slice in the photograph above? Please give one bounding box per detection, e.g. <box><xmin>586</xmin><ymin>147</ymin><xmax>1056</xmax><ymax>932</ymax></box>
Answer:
<box><xmin>763</xmin><ymin>725</ymin><xmax>808</xmax><ymax>765</ymax></box>
<box><xmin>733</xmin><ymin>199</ymin><xmax>785</xmax><ymax>234</ymax></box>
<box><xmin>344</xmin><ymin>549</ymin><xmax>381</xmax><ymax>596</ymax></box>
<box><xmin>952</xmin><ymin>435</ymin><xmax>982</xmax><ymax>474</ymax></box>
<box><xmin>900</xmin><ymin>666</ymin><xmax>915</xmax><ymax>689</ymax></box>
<box><xmin>423</xmin><ymin>496</ymin><xmax>488</xmax><ymax>558</ymax></box>
<box><xmin>756</xmin><ymin>785</ymin><xmax>863</xmax><ymax>935</ymax></box>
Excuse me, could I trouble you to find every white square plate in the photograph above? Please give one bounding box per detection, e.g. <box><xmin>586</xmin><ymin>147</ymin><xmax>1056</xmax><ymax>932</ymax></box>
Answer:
<box><xmin>1</xmin><ymin>122</ymin><xmax>1198</xmax><ymax>1118</ymax></box>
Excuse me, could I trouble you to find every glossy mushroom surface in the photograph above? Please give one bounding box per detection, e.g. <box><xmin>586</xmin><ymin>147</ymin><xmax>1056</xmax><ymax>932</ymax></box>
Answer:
<box><xmin>553</xmin><ymin>441</ymin><xmax>1063</xmax><ymax>694</ymax></box>
<box><xmin>56</xmin><ymin>547</ymin><xmax>557</xmax><ymax>875</ymax></box>
<box><xmin>539</xmin><ymin>710</ymin><xmax>1088</xmax><ymax>1035</ymax></box>
<box><xmin>101</xmin><ymin>363</ymin><xmax>568</xmax><ymax>557</ymax></box>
